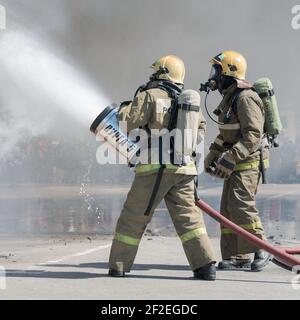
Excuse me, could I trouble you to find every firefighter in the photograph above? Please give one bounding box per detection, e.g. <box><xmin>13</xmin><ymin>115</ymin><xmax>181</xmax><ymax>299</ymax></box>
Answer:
<box><xmin>108</xmin><ymin>55</ymin><xmax>216</xmax><ymax>280</ymax></box>
<box><xmin>203</xmin><ymin>50</ymin><xmax>272</xmax><ymax>271</ymax></box>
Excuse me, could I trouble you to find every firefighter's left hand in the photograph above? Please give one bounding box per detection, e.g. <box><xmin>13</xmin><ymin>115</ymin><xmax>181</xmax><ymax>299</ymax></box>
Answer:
<box><xmin>213</xmin><ymin>152</ymin><xmax>236</xmax><ymax>179</ymax></box>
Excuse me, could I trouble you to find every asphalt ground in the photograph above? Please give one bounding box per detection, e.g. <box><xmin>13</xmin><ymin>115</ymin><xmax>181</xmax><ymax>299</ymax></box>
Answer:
<box><xmin>0</xmin><ymin>235</ymin><xmax>299</xmax><ymax>300</ymax></box>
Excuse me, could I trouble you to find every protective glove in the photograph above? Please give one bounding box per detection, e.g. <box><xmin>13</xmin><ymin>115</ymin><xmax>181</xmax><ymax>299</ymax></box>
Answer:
<box><xmin>204</xmin><ymin>150</ymin><xmax>220</xmax><ymax>174</ymax></box>
<box><xmin>213</xmin><ymin>151</ymin><xmax>236</xmax><ymax>179</ymax></box>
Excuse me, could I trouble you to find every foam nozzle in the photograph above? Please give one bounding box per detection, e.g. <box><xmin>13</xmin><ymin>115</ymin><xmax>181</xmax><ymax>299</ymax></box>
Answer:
<box><xmin>90</xmin><ymin>104</ymin><xmax>118</xmax><ymax>134</ymax></box>
<box><xmin>89</xmin><ymin>103</ymin><xmax>139</xmax><ymax>162</ymax></box>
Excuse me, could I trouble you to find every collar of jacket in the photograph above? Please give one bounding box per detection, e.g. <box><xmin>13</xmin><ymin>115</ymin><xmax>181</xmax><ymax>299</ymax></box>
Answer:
<box><xmin>145</xmin><ymin>80</ymin><xmax>183</xmax><ymax>96</ymax></box>
<box><xmin>133</xmin><ymin>80</ymin><xmax>183</xmax><ymax>100</ymax></box>
<box><xmin>222</xmin><ymin>79</ymin><xmax>253</xmax><ymax>95</ymax></box>
<box><xmin>221</xmin><ymin>82</ymin><xmax>238</xmax><ymax>96</ymax></box>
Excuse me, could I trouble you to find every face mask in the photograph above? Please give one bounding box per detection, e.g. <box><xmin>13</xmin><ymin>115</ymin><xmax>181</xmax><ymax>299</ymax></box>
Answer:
<box><xmin>200</xmin><ymin>64</ymin><xmax>222</xmax><ymax>92</ymax></box>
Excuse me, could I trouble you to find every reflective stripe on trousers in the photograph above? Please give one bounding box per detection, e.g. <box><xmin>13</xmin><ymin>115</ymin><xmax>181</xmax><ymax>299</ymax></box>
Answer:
<box><xmin>180</xmin><ymin>227</ymin><xmax>207</xmax><ymax>243</ymax></box>
<box><xmin>221</xmin><ymin>220</ymin><xmax>263</xmax><ymax>235</ymax></box>
<box><xmin>115</xmin><ymin>228</ymin><xmax>207</xmax><ymax>246</ymax></box>
<box><xmin>114</xmin><ymin>233</ymin><xmax>140</xmax><ymax>246</ymax></box>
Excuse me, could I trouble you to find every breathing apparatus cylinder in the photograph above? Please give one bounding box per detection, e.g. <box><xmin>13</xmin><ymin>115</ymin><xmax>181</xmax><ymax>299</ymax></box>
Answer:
<box><xmin>253</xmin><ymin>78</ymin><xmax>282</xmax><ymax>146</ymax></box>
<box><xmin>174</xmin><ymin>90</ymin><xmax>201</xmax><ymax>165</ymax></box>
<box><xmin>90</xmin><ymin>104</ymin><xmax>140</xmax><ymax>162</ymax></box>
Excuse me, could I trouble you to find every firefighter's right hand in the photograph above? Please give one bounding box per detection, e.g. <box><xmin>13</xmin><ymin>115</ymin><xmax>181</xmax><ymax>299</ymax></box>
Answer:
<box><xmin>204</xmin><ymin>151</ymin><xmax>219</xmax><ymax>175</ymax></box>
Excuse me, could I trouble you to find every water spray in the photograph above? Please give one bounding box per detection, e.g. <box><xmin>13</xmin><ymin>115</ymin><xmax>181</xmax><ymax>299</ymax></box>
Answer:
<box><xmin>79</xmin><ymin>157</ymin><xmax>105</xmax><ymax>226</ymax></box>
<box><xmin>0</xmin><ymin>30</ymin><xmax>109</xmax><ymax>127</ymax></box>
<box><xmin>0</xmin><ymin>16</ymin><xmax>111</xmax><ymax>225</ymax></box>
<box><xmin>0</xmin><ymin>15</ymin><xmax>110</xmax><ymax>161</ymax></box>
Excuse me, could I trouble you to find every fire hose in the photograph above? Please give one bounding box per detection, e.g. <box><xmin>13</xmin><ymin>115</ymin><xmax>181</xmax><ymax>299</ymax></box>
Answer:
<box><xmin>196</xmin><ymin>198</ymin><xmax>300</xmax><ymax>271</ymax></box>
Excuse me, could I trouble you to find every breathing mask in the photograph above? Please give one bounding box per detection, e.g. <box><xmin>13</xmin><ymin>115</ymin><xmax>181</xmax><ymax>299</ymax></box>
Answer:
<box><xmin>200</xmin><ymin>64</ymin><xmax>222</xmax><ymax>93</ymax></box>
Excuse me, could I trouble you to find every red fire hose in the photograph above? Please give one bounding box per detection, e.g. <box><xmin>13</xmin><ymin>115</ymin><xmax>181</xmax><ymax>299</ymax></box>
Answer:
<box><xmin>196</xmin><ymin>198</ymin><xmax>300</xmax><ymax>271</ymax></box>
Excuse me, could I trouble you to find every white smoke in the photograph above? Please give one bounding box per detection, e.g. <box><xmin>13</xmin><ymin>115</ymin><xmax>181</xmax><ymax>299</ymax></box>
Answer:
<box><xmin>0</xmin><ymin>30</ymin><xmax>110</xmax><ymax>160</ymax></box>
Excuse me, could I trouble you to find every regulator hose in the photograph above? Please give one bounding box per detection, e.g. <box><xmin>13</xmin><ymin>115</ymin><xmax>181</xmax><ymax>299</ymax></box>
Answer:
<box><xmin>204</xmin><ymin>91</ymin><xmax>224</xmax><ymax>126</ymax></box>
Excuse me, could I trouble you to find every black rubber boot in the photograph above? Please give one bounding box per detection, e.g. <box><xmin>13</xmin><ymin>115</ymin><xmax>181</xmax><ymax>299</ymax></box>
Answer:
<box><xmin>193</xmin><ymin>263</ymin><xmax>216</xmax><ymax>281</ymax></box>
<box><xmin>251</xmin><ymin>250</ymin><xmax>272</xmax><ymax>271</ymax></box>
<box><xmin>218</xmin><ymin>258</ymin><xmax>251</xmax><ymax>270</ymax></box>
<box><xmin>108</xmin><ymin>269</ymin><xmax>125</xmax><ymax>277</ymax></box>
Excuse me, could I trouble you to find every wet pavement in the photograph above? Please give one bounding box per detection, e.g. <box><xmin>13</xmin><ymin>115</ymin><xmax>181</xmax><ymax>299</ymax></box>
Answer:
<box><xmin>0</xmin><ymin>184</ymin><xmax>299</xmax><ymax>244</ymax></box>
<box><xmin>0</xmin><ymin>184</ymin><xmax>299</xmax><ymax>300</ymax></box>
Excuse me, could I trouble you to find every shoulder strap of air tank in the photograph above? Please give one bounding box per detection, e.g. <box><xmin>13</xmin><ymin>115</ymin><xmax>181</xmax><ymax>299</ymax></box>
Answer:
<box><xmin>133</xmin><ymin>80</ymin><xmax>181</xmax><ymax>100</ymax></box>
<box><xmin>231</xmin><ymin>88</ymin><xmax>244</xmax><ymax>115</ymax></box>
<box><xmin>156</xmin><ymin>82</ymin><xmax>182</xmax><ymax>99</ymax></box>
<box><xmin>133</xmin><ymin>84</ymin><xmax>146</xmax><ymax>99</ymax></box>
<box><xmin>232</xmin><ymin>87</ymin><xmax>258</xmax><ymax>115</ymax></box>
<box><xmin>160</xmin><ymin>82</ymin><xmax>182</xmax><ymax>129</ymax></box>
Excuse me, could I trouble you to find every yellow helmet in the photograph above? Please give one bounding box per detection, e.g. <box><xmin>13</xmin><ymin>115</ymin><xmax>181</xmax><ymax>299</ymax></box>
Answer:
<box><xmin>151</xmin><ymin>55</ymin><xmax>185</xmax><ymax>84</ymax></box>
<box><xmin>210</xmin><ymin>50</ymin><xmax>247</xmax><ymax>80</ymax></box>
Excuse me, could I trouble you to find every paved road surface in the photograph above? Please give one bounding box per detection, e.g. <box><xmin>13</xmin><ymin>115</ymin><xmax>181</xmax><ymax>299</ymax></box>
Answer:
<box><xmin>0</xmin><ymin>235</ymin><xmax>299</xmax><ymax>300</ymax></box>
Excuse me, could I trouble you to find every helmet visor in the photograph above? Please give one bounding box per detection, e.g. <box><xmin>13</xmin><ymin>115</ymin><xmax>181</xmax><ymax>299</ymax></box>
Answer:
<box><xmin>208</xmin><ymin>64</ymin><xmax>222</xmax><ymax>81</ymax></box>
